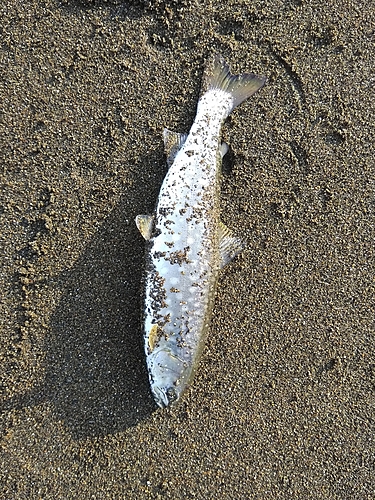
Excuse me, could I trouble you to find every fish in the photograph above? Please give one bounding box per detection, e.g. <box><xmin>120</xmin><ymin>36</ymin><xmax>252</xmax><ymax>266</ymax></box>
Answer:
<box><xmin>136</xmin><ymin>54</ymin><xmax>265</xmax><ymax>408</ymax></box>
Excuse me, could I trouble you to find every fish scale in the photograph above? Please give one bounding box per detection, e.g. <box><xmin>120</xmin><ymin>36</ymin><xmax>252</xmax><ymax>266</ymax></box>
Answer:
<box><xmin>136</xmin><ymin>54</ymin><xmax>265</xmax><ymax>408</ymax></box>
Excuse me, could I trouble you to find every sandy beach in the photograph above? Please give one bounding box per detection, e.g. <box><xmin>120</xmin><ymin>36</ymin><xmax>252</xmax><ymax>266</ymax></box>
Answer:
<box><xmin>1</xmin><ymin>0</ymin><xmax>374</xmax><ymax>498</ymax></box>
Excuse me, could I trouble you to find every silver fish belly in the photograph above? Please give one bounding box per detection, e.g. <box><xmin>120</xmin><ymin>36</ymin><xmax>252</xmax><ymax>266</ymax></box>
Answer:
<box><xmin>136</xmin><ymin>54</ymin><xmax>265</xmax><ymax>408</ymax></box>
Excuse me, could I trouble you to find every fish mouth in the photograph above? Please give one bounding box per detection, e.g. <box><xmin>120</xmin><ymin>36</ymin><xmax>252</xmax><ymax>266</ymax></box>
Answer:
<box><xmin>152</xmin><ymin>385</ymin><xmax>178</xmax><ymax>408</ymax></box>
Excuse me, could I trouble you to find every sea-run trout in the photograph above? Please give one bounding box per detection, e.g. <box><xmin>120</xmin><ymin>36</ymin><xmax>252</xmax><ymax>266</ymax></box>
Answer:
<box><xmin>136</xmin><ymin>54</ymin><xmax>265</xmax><ymax>408</ymax></box>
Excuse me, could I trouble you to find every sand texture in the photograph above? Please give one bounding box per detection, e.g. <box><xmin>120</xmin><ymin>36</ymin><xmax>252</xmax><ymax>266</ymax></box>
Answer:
<box><xmin>1</xmin><ymin>0</ymin><xmax>374</xmax><ymax>498</ymax></box>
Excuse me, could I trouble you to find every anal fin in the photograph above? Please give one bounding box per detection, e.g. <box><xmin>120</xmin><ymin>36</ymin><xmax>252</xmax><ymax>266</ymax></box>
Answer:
<box><xmin>219</xmin><ymin>222</ymin><xmax>246</xmax><ymax>268</ymax></box>
<box><xmin>219</xmin><ymin>141</ymin><xmax>229</xmax><ymax>158</ymax></box>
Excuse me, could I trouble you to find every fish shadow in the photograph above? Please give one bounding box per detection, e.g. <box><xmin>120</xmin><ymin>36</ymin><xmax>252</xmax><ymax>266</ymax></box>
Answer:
<box><xmin>2</xmin><ymin>149</ymin><xmax>166</xmax><ymax>438</ymax></box>
<box><xmin>45</xmin><ymin>197</ymin><xmax>156</xmax><ymax>437</ymax></box>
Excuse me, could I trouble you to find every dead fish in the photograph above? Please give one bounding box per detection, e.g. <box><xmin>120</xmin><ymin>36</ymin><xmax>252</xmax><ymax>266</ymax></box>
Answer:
<box><xmin>136</xmin><ymin>54</ymin><xmax>265</xmax><ymax>408</ymax></box>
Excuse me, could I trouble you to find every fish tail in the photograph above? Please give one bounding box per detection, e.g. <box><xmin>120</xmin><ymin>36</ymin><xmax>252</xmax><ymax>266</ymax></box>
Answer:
<box><xmin>202</xmin><ymin>53</ymin><xmax>266</xmax><ymax>115</ymax></box>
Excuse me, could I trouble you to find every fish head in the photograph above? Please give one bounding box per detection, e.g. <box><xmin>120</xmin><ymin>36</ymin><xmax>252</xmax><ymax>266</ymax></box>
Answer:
<box><xmin>147</xmin><ymin>347</ymin><xmax>191</xmax><ymax>408</ymax></box>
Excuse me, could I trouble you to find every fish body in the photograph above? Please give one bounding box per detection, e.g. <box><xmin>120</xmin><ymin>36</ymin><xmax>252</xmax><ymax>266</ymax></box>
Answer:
<box><xmin>136</xmin><ymin>55</ymin><xmax>265</xmax><ymax>408</ymax></box>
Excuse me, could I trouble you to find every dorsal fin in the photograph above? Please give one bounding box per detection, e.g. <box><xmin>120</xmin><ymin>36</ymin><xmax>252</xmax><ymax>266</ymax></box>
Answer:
<box><xmin>163</xmin><ymin>128</ymin><xmax>188</xmax><ymax>167</ymax></box>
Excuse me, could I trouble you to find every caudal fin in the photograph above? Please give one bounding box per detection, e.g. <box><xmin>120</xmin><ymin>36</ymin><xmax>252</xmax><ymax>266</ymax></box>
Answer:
<box><xmin>202</xmin><ymin>53</ymin><xmax>266</xmax><ymax>112</ymax></box>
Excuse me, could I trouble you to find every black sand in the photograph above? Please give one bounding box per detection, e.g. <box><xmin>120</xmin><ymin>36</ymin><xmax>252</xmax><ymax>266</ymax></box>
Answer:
<box><xmin>1</xmin><ymin>0</ymin><xmax>374</xmax><ymax>498</ymax></box>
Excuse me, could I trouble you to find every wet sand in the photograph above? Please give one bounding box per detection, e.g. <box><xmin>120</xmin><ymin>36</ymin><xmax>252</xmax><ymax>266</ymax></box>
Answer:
<box><xmin>1</xmin><ymin>0</ymin><xmax>374</xmax><ymax>498</ymax></box>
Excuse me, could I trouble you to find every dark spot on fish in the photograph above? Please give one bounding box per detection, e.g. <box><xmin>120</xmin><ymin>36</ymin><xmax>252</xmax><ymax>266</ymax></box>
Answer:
<box><xmin>154</xmin><ymin>251</ymin><xmax>167</xmax><ymax>258</ymax></box>
<box><xmin>167</xmin><ymin>247</ymin><xmax>192</xmax><ymax>265</ymax></box>
<box><xmin>176</xmin><ymin>336</ymin><xmax>188</xmax><ymax>349</ymax></box>
<box><xmin>153</xmin><ymin>227</ymin><xmax>162</xmax><ymax>238</ymax></box>
<box><xmin>159</xmin><ymin>207</ymin><xmax>174</xmax><ymax>217</ymax></box>
<box><xmin>148</xmin><ymin>269</ymin><xmax>168</xmax><ymax>313</ymax></box>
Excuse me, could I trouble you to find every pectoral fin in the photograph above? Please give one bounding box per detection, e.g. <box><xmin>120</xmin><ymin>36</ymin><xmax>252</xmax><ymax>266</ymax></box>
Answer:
<box><xmin>219</xmin><ymin>222</ymin><xmax>246</xmax><ymax>268</ymax></box>
<box><xmin>135</xmin><ymin>214</ymin><xmax>154</xmax><ymax>240</ymax></box>
<box><xmin>219</xmin><ymin>141</ymin><xmax>229</xmax><ymax>158</ymax></box>
<box><xmin>163</xmin><ymin>128</ymin><xmax>188</xmax><ymax>166</ymax></box>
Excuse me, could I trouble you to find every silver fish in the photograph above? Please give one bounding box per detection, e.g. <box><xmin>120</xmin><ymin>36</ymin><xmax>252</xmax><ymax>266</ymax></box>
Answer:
<box><xmin>136</xmin><ymin>54</ymin><xmax>265</xmax><ymax>408</ymax></box>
